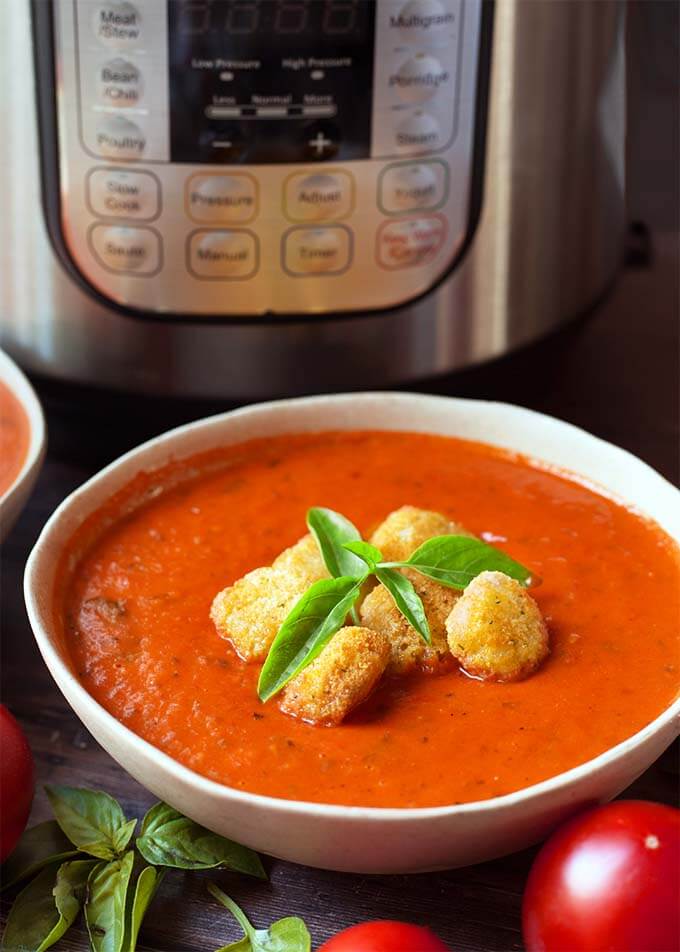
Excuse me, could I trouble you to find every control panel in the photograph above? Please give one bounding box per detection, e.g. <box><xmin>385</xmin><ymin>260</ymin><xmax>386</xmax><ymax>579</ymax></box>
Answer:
<box><xmin>51</xmin><ymin>0</ymin><xmax>485</xmax><ymax>317</ymax></box>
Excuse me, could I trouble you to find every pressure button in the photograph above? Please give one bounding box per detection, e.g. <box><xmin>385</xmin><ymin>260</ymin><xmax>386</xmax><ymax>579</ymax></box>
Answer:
<box><xmin>89</xmin><ymin>225</ymin><xmax>161</xmax><ymax>275</ymax></box>
<box><xmin>91</xmin><ymin>2</ymin><xmax>142</xmax><ymax>49</ymax></box>
<box><xmin>284</xmin><ymin>172</ymin><xmax>354</xmax><ymax>222</ymax></box>
<box><xmin>186</xmin><ymin>175</ymin><xmax>258</xmax><ymax>224</ymax></box>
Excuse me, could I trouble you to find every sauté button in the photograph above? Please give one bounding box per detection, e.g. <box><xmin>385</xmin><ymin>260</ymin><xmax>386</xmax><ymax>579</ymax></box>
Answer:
<box><xmin>91</xmin><ymin>2</ymin><xmax>142</xmax><ymax>49</ymax></box>
<box><xmin>87</xmin><ymin>168</ymin><xmax>160</xmax><ymax>220</ymax></box>
<box><xmin>283</xmin><ymin>226</ymin><xmax>352</xmax><ymax>275</ymax></box>
<box><xmin>95</xmin><ymin>115</ymin><xmax>146</xmax><ymax>159</ymax></box>
<box><xmin>379</xmin><ymin>161</ymin><xmax>447</xmax><ymax>213</ymax></box>
<box><xmin>377</xmin><ymin>216</ymin><xmax>446</xmax><ymax>269</ymax></box>
<box><xmin>89</xmin><ymin>224</ymin><xmax>161</xmax><ymax>274</ymax></box>
<box><xmin>390</xmin><ymin>54</ymin><xmax>450</xmax><ymax>104</ymax></box>
<box><xmin>284</xmin><ymin>172</ymin><xmax>353</xmax><ymax>222</ymax></box>
<box><xmin>98</xmin><ymin>58</ymin><xmax>143</xmax><ymax>107</ymax></box>
<box><xmin>394</xmin><ymin>111</ymin><xmax>442</xmax><ymax>154</ymax></box>
<box><xmin>188</xmin><ymin>230</ymin><xmax>258</xmax><ymax>279</ymax></box>
<box><xmin>186</xmin><ymin>175</ymin><xmax>258</xmax><ymax>224</ymax></box>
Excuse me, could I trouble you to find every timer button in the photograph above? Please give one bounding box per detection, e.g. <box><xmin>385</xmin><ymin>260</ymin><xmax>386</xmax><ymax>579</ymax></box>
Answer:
<box><xmin>91</xmin><ymin>2</ymin><xmax>142</xmax><ymax>49</ymax></box>
<box><xmin>394</xmin><ymin>111</ymin><xmax>443</xmax><ymax>154</ymax></box>
<box><xmin>284</xmin><ymin>172</ymin><xmax>354</xmax><ymax>222</ymax></box>
<box><xmin>87</xmin><ymin>168</ymin><xmax>160</xmax><ymax>220</ymax></box>
<box><xmin>89</xmin><ymin>224</ymin><xmax>161</xmax><ymax>275</ymax></box>
<box><xmin>95</xmin><ymin>115</ymin><xmax>146</xmax><ymax>159</ymax></box>
<box><xmin>186</xmin><ymin>174</ymin><xmax>258</xmax><ymax>224</ymax></box>
<box><xmin>188</xmin><ymin>230</ymin><xmax>258</xmax><ymax>280</ymax></box>
<box><xmin>283</xmin><ymin>226</ymin><xmax>352</xmax><ymax>276</ymax></box>
<box><xmin>390</xmin><ymin>54</ymin><xmax>450</xmax><ymax>104</ymax></box>
<box><xmin>98</xmin><ymin>58</ymin><xmax>143</xmax><ymax>107</ymax></box>
<box><xmin>379</xmin><ymin>161</ymin><xmax>447</xmax><ymax>214</ymax></box>
<box><xmin>377</xmin><ymin>216</ymin><xmax>447</xmax><ymax>270</ymax></box>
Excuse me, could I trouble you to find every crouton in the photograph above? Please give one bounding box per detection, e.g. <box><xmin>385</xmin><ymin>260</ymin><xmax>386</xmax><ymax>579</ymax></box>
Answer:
<box><xmin>279</xmin><ymin>626</ymin><xmax>390</xmax><ymax>726</ymax></box>
<box><xmin>370</xmin><ymin>505</ymin><xmax>472</xmax><ymax>563</ymax></box>
<box><xmin>359</xmin><ymin>575</ymin><xmax>458</xmax><ymax>675</ymax></box>
<box><xmin>445</xmin><ymin>571</ymin><xmax>549</xmax><ymax>681</ymax></box>
<box><xmin>210</xmin><ymin>534</ymin><xmax>328</xmax><ymax>662</ymax></box>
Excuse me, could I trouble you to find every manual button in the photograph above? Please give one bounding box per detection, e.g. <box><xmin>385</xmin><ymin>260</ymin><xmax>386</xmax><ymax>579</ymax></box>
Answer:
<box><xmin>186</xmin><ymin>174</ymin><xmax>258</xmax><ymax>224</ymax></box>
<box><xmin>188</xmin><ymin>230</ymin><xmax>258</xmax><ymax>280</ymax></box>
<box><xmin>89</xmin><ymin>224</ymin><xmax>161</xmax><ymax>275</ymax></box>
<box><xmin>87</xmin><ymin>168</ymin><xmax>160</xmax><ymax>220</ymax></box>
<box><xmin>284</xmin><ymin>171</ymin><xmax>354</xmax><ymax>222</ymax></box>
<box><xmin>283</xmin><ymin>226</ymin><xmax>352</xmax><ymax>276</ymax></box>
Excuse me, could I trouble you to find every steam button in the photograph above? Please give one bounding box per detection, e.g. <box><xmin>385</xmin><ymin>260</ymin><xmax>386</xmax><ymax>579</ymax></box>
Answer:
<box><xmin>95</xmin><ymin>115</ymin><xmax>146</xmax><ymax>159</ymax></box>
<box><xmin>284</xmin><ymin>172</ymin><xmax>353</xmax><ymax>222</ymax></box>
<box><xmin>89</xmin><ymin>224</ymin><xmax>160</xmax><ymax>274</ymax></box>
<box><xmin>91</xmin><ymin>2</ymin><xmax>142</xmax><ymax>49</ymax></box>
<box><xmin>98</xmin><ymin>58</ymin><xmax>143</xmax><ymax>107</ymax></box>
<box><xmin>188</xmin><ymin>230</ymin><xmax>258</xmax><ymax>279</ymax></box>
<box><xmin>283</xmin><ymin>226</ymin><xmax>352</xmax><ymax>275</ymax></box>
<box><xmin>394</xmin><ymin>111</ymin><xmax>442</xmax><ymax>154</ymax></box>
<box><xmin>390</xmin><ymin>54</ymin><xmax>450</xmax><ymax>104</ymax></box>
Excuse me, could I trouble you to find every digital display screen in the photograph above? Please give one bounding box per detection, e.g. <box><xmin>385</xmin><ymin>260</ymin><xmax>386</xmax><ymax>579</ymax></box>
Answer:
<box><xmin>168</xmin><ymin>0</ymin><xmax>376</xmax><ymax>164</ymax></box>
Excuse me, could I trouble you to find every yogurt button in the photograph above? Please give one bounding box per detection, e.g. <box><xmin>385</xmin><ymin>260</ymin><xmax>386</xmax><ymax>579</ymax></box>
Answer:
<box><xmin>284</xmin><ymin>226</ymin><xmax>352</xmax><ymax>275</ymax></box>
<box><xmin>87</xmin><ymin>168</ymin><xmax>159</xmax><ymax>220</ymax></box>
<box><xmin>391</xmin><ymin>54</ymin><xmax>450</xmax><ymax>104</ymax></box>
<box><xmin>98</xmin><ymin>58</ymin><xmax>143</xmax><ymax>107</ymax></box>
<box><xmin>394</xmin><ymin>111</ymin><xmax>442</xmax><ymax>154</ymax></box>
<box><xmin>380</xmin><ymin>162</ymin><xmax>443</xmax><ymax>213</ymax></box>
<box><xmin>187</xmin><ymin>175</ymin><xmax>257</xmax><ymax>224</ymax></box>
<box><xmin>95</xmin><ymin>115</ymin><xmax>146</xmax><ymax>159</ymax></box>
<box><xmin>188</xmin><ymin>231</ymin><xmax>258</xmax><ymax>279</ymax></box>
<box><xmin>92</xmin><ymin>2</ymin><xmax>142</xmax><ymax>49</ymax></box>
<box><xmin>90</xmin><ymin>225</ymin><xmax>160</xmax><ymax>274</ymax></box>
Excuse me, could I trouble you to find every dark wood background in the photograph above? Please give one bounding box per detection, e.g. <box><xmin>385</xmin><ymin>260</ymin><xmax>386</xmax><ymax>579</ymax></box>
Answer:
<box><xmin>1</xmin><ymin>3</ymin><xmax>678</xmax><ymax>949</ymax></box>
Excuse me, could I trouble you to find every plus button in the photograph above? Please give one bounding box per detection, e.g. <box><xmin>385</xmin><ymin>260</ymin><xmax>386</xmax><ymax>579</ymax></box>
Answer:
<box><xmin>308</xmin><ymin>130</ymin><xmax>333</xmax><ymax>157</ymax></box>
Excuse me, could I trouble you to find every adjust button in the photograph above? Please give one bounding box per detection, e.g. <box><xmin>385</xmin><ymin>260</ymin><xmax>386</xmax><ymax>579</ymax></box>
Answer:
<box><xmin>95</xmin><ymin>115</ymin><xmax>146</xmax><ymax>159</ymax></box>
<box><xmin>379</xmin><ymin>161</ymin><xmax>448</xmax><ymax>214</ymax></box>
<box><xmin>188</xmin><ymin>230</ymin><xmax>258</xmax><ymax>280</ymax></box>
<box><xmin>186</xmin><ymin>174</ymin><xmax>258</xmax><ymax>224</ymax></box>
<box><xmin>91</xmin><ymin>2</ymin><xmax>142</xmax><ymax>49</ymax></box>
<box><xmin>390</xmin><ymin>53</ymin><xmax>451</xmax><ymax>104</ymax></box>
<box><xmin>98</xmin><ymin>58</ymin><xmax>143</xmax><ymax>107</ymax></box>
<box><xmin>89</xmin><ymin>224</ymin><xmax>161</xmax><ymax>275</ymax></box>
<box><xmin>87</xmin><ymin>168</ymin><xmax>160</xmax><ymax>220</ymax></box>
<box><xmin>377</xmin><ymin>216</ymin><xmax>446</xmax><ymax>269</ymax></box>
<box><xmin>283</xmin><ymin>226</ymin><xmax>352</xmax><ymax>276</ymax></box>
<box><xmin>284</xmin><ymin>172</ymin><xmax>354</xmax><ymax>222</ymax></box>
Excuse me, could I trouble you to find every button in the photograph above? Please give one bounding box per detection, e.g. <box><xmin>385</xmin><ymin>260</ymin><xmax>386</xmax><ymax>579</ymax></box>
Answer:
<box><xmin>89</xmin><ymin>224</ymin><xmax>161</xmax><ymax>274</ymax></box>
<box><xmin>87</xmin><ymin>168</ymin><xmax>160</xmax><ymax>220</ymax></box>
<box><xmin>284</xmin><ymin>172</ymin><xmax>354</xmax><ymax>222</ymax></box>
<box><xmin>379</xmin><ymin>161</ymin><xmax>447</xmax><ymax>213</ymax></box>
<box><xmin>98</xmin><ymin>58</ymin><xmax>143</xmax><ymax>107</ymax></box>
<box><xmin>393</xmin><ymin>0</ymin><xmax>457</xmax><ymax>40</ymax></box>
<box><xmin>186</xmin><ymin>174</ymin><xmax>258</xmax><ymax>224</ymax></box>
<box><xmin>394</xmin><ymin>111</ymin><xmax>443</xmax><ymax>154</ymax></box>
<box><xmin>188</xmin><ymin>230</ymin><xmax>258</xmax><ymax>280</ymax></box>
<box><xmin>301</xmin><ymin>122</ymin><xmax>340</xmax><ymax>161</ymax></box>
<box><xmin>91</xmin><ymin>2</ymin><xmax>142</xmax><ymax>49</ymax></box>
<box><xmin>283</xmin><ymin>226</ymin><xmax>352</xmax><ymax>276</ymax></box>
<box><xmin>95</xmin><ymin>115</ymin><xmax>146</xmax><ymax>159</ymax></box>
<box><xmin>201</xmin><ymin>124</ymin><xmax>247</xmax><ymax>162</ymax></box>
<box><xmin>377</xmin><ymin>216</ymin><xmax>446</xmax><ymax>269</ymax></box>
<box><xmin>390</xmin><ymin>54</ymin><xmax>450</xmax><ymax>104</ymax></box>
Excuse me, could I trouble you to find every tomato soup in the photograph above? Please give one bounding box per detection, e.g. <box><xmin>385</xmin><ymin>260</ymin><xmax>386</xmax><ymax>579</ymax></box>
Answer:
<box><xmin>57</xmin><ymin>432</ymin><xmax>680</xmax><ymax>808</ymax></box>
<box><xmin>0</xmin><ymin>381</ymin><xmax>30</xmax><ymax>498</ymax></box>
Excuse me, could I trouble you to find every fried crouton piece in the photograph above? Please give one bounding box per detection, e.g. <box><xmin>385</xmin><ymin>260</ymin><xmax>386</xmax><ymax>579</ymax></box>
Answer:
<box><xmin>279</xmin><ymin>626</ymin><xmax>390</xmax><ymax>726</ymax></box>
<box><xmin>210</xmin><ymin>534</ymin><xmax>328</xmax><ymax>662</ymax></box>
<box><xmin>446</xmin><ymin>571</ymin><xmax>549</xmax><ymax>681</ymax></box>
<box><xmin>369</xmin><ymin>505</ymin><xmax>471</xmax><ymax>563</ymax></box>
<box><xmin>359</xmin><ymin>575</ymin><xmax>458</xmax><ymax>675</ymax></box>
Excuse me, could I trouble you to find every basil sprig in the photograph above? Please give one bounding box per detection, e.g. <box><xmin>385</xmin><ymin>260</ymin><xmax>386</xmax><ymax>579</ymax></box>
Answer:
<box><xmin>258</xmin><ymin>508</ymin><xmax>533</xmax><ymax>702</ymax></box>
<box><xmin>1</xmin><ymin>788</ymin><xmax>265</xmax><ymax>952</ymax></box>
<box><xmin>209</xmin><ymin>883</ymin><xmax>311</xmax><ymax>952</ymax></box>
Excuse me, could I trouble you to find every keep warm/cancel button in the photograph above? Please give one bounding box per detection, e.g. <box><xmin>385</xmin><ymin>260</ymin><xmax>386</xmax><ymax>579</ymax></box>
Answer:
<box><xmin>188</xmin><ymin>229</ymin><xmax>258</xmax><ymax>280</ymax></box>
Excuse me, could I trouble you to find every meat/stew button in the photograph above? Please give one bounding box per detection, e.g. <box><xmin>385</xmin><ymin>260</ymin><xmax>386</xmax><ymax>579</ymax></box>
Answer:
<box><xmin>377</xmin><ymin>216</ymin><xmax>447</xmax><ymax>269</ymax></box>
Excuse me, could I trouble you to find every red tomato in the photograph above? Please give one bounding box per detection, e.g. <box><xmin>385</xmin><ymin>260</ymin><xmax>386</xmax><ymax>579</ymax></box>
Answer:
<box><xmin>523</xmin><ymin>800</ymin><xmax>680</xmax><ymax>951</ymax></box>
<box><xmin>0</xmin><ymin>705</ymin><xmax>35</xmax><ymax>861</ymax></box>
<box><xmin>319</xmin><ymin>921</ymin><xmax>449</xmax><ymax>951</ymax></box>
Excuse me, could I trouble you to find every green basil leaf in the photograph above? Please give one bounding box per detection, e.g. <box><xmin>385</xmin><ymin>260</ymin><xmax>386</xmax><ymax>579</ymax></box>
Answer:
<box><xmin>342</xmin><ymin>540</ymin><xmax>383</xmax><ymax>570</ymax></box>
<box><xmin>85</xmin><ymin>852</ymin><xmax>135</xmax><ymax>952</ymax></box>
<box><xmin>45</xmin><ymin>786</ymin><xmax>131</xmax><ymax>861</ymax></box>
<box><xmin>375</xmin><ymin>567</ymin><xmax>431</xmax><ymax>645</ymax></box>
<box><xmin>257</xmin><ymin>575</ymin><xmax>365</xmax><ymax>703</ymax></box>
<box><xmin>403</xmin><ymin>535</ymin><xmax>533</xmax><ymax>589</ymax></box>
<box><xmin>1</xmin><ymin>859</ymin><xmax>95</xmax><ymax>952</ymax></box>
<box><xmin>209</xmin><ymin>883</ymin><xmax>311</xmax><ymax>952</ymax></box>
<box><xmin>1</xmin><ymin>821</ymin><xmax>80</xmax><ymax>892</ymax></box>
<box><xmin>111</xmin><ymin>819</ymin><xmax>137</xmax><ymax>856</ymax></box>
<box><xmin>123</xmin><ymin>865</ymin><xmax>164</xmax><ymax>952</ymax></box>
<box><xmin>306</xmin><ymin>507</ymin><xmax>366</xmax><ymax>579</ymax></box>
<box><xmin>136</xmin><ymin>802</ymin><xmax>265</xmax><ymax>879</ymax></box>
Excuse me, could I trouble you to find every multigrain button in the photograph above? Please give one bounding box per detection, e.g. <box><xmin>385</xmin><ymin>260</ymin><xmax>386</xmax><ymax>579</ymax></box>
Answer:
<box><xmin>283</xmin><ymin>226</ymin><xmax>352</xmax><ymax>275</ymax></box>
<box><xmin>91</xmin><ymin>2</ymin><xmax>142</xmax><ymax>49</ymax></box>
<box><xmin>98</xmin><ymin>58</ymin><xmax>143</xmax><ymax>107</ymax></box>
<box><xmin>377</xmin><ymin>216</ymin><xmax>446</xmax><ymax>269</ymax></box>
<box><xmin>390</xmin><ymin>54</ymin><xmax>450</xmax><ymax>104</ymax></box>
<box><xmin>188</xmin><ymin>230</ymin><xmax>258</xmax><ymax>279</ymax></box>
<box><xmin>95</xmin><ymin>115</ymin><xmax>146</xmax><ymax>159</ymax></box>
<box><xmin>284</xmin><ymin>172</ymin><xmax>353</xmax><ymax>222</ymax></box>
<box><xmin>186</xmin><ymin>174</ymin><xmax>258</xmax><ymax>224</ymax></box>
<box><xmin>393</xmin><ymin>0</ymin><xmax>456</xmax><ymax>39</ymax></box>
<box><xmin>89</xmin><ymin>224</ymin><xmax>160</xmax><ymax>274</ymax></box>
<box><xmin>87</xmin><ymin>168</ymin><xmax>160</xmax><ymax>220</ymax></box>
<box><xmin>395</xmin><ymin>111</ymin><xmax>442</xmax><ymax>154</ymax></box>
<box><xmin>379</xmin><ymin>161</ymin><xmax>447</xmax><ymax>213</ymax></box>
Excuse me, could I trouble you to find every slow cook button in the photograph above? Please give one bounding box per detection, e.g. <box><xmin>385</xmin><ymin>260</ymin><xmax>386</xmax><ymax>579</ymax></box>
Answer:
<box><xmin>379</xmin><ymin>161</ymin><xmax>446</xmax><ymax>213</ymax></box>
<box><xmin>283</xmin><ymin>226</ymin><xmax>352</xmax><ymax>276</ymax></box>
<box><xmin>377</xmin><ymin>216</ymin><xmax>446</xmax><ymax>269</ymax></box>
<box><xmin>284</xmin><ymin>172</ymin><xmax>354</xmax><ymax>222</ymax></box>
<box><xmin>89</xmin><ymin>224</ymin><xmax>161</xmax><ymax>274</ymax></box>
<box><xmin>394</xmin><ymin>111</ymin><xmax>443</xmax><ymax>154</ymax></box>
<box><xmin>188</xmin><ymin>230</ymin><xmax>258</xmax><ymax>280</ymax></box>
<box><xmin>87</xmin><ymin>168</ymin><xmax>160</xmax><ymax>220</ymax></box>
<box><xmin>91</xmin><ymin>2</ymin><xmax>142</xmax><ymax>49</ymax></box>
<box><xmin>98</xmin><ymin>57</ymin><xmax>143</xmax><ymax>107</ymax></box>
<box><xmin>186</xmin><ymin>174</ymin><xmax>258</xmax><ymax>224</ymax></box>
<box><xmin>95</xmin><ymin>115</ymin><xmax>146</xmax><ymax>159</ymax></box>
<box><xmin>390</xmin><ymin>54</ymin><xmax>450</xmax><ymax>104</ymax></box>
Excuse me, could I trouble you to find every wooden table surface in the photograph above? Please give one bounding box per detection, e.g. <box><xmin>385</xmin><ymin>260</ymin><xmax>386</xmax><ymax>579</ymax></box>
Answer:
<box><xmin>1</xmin><ymin>227</ymin><xmax>678</xmax><ymax>951</ymax></box>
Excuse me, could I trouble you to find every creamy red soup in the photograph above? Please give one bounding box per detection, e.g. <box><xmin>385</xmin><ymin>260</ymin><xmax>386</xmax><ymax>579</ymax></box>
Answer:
<box><xmin>56</xmin><ymin>432</ymin><xmax>680</xmax><ymax>808</ymax></box>
<box><xmin>0</xmin><ymin>381</ymin><xmax>30</xmax><ymax>498</ymax></box>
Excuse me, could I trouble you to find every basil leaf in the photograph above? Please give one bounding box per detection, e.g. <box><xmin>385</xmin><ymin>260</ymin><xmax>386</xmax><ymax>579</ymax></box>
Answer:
<box><xmin>257</xmin><ymin>575</ymin><xmax>365</xmax><ymax>703</ymax></box>
<box><xmin>209</xmin><ymin>883</ymin><xmax>311</xmax><ymax>952</ymax></box>
<box><xmin>375</xmin><ymin>567</ymin><xmax>431</xmax><ymax>645</ymax></box>
<box><xmin>45</xmin><ymin>785</ymin><xmax>131</xmax><ymax>860</ymax></box>
<box><xmin>306</xmin><ymin>507</ymin><xmax>366</xmax><ymax>579</ymax></box>
<box><xmin>123</xmin><ymin>865</ymin><xmax>164</xmax><ymax>952</ymax></box>
<box><xmin>1</xmin><ymin>859</ymin><xmax>95</xmax><ymax>952</ymax></box>
<box><xmin>342</xmin><ymin>540</ymin><xmax>383</xmax><ymax>570</ymax></box>
<box><xmin>403</xmin><ymin>535</ymin><xmax>533</xmax><ymax>589</ymax></box>
<box><xmin>1</xmin><ymin>820</ymin><xmax>80</xmax><ymax>892</ymax></box>
<box><xmin>85</xmin><ymin>852</ymin><xmax>135</xmax><ymax>952</ymax></box>
<box><xmin>136</xmin><ymin>802</ymin><xmax>265</xmax><ymax>879</ymax></box>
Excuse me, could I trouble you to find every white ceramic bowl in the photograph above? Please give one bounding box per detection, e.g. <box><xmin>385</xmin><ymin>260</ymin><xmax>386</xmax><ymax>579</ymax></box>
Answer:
<box><xmin>24</xmin><ymin>394</ymin><xmax>680</xmax><ymax>873</ymax></box>
<box><xmin>0</xmin><ymin>348</ymin><xmax>45</xmax><ymax>542</ymax></box>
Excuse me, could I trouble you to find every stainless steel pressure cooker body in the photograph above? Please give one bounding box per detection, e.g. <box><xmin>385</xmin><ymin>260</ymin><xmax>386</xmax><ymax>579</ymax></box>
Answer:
<box><xmin>0</xmin><ymin>0</ymin><xmax>626</xmax><ymax>398</ymax></box>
